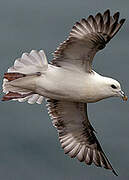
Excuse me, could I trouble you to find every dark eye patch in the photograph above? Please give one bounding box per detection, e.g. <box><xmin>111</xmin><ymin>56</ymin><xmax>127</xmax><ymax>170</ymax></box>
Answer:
<box><xmin>111</xmin><ymin>84</ymin><xmax>117</xmax><ymax>89</ymax></box>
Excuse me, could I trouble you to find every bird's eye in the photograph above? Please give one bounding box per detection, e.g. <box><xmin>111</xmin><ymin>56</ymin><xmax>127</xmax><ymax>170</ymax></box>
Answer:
<box><xmin>111</xmin><ymin>84</ymin><xmax>117</xmax><ymax>89</ymax></box>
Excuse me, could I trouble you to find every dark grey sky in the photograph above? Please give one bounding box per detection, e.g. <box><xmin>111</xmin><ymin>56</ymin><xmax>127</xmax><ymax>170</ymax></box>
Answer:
<box><xmin>0</xmin><ymin>0</ymin><xmax>129</xmax><ymax>180</ymax></box>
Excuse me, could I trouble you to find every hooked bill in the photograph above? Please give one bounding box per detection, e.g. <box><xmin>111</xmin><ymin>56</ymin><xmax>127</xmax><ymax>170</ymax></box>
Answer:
<box><xmin>122</xmin><ymin>95</ymin><xmax>128</xmax><ymax>101</ymax></box>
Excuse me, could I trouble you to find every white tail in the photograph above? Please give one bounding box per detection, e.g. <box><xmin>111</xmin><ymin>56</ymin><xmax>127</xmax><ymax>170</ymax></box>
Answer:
<box><xmin>2</xmin><ymin>50</ymin><xmax>48</xmax><ymax>104</ymax></box>
<box><xmin>8</xmin><ymin>50</ymin><xmax>48</xmax><ymax>74</ymax></box>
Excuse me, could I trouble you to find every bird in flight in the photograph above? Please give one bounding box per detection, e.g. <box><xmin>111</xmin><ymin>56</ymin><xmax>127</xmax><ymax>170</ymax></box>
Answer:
<box><xmin>2</xmin><ymin>9</ymin><xmax>127</xmax><ymax>176</ymax></box>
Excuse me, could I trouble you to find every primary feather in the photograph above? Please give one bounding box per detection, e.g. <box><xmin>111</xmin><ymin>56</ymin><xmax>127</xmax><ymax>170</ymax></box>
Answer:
<box><xmin>52</xmin><ymin>9</ymin><xmax>125</xmax><ymax>72</ymax></box>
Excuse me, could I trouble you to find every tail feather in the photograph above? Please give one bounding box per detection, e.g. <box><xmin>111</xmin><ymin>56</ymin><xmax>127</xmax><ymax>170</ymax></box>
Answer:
<box><xmin>2</xmin><ymin>50</ymin><xmax>47</xmax><ymax>104</ymax></box>
<box><xmin>8</xmin><ymin>50</ymin><xmax>48</xmax><ymax>74</ymax></box>
<box><xmin>2</xmin><ymin>92</ymin><xmax>33</xmax><ymax>101</ymax></box>
<box><xmin>4</xmin><ymin>72</ymin><xmax>26</xmax><ymax>81</ymax></box>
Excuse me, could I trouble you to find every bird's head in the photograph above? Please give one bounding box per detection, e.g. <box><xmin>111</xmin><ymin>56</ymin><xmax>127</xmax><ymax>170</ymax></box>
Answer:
<box><xmin>102</xmin><ymin>77</ymin><xmax>127</xmax><ymax>101</ymax></box>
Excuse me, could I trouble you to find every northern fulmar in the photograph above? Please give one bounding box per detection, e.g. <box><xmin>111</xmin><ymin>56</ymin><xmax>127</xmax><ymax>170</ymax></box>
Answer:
<box><xmin>2</xmin><ymin>9</ymin><xmax>127</xmax><ymax>176</ymax></box>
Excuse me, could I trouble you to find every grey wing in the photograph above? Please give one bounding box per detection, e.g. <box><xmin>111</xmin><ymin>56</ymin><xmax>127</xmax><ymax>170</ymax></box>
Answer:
<box><xmin>46</xmin><ymin>99</ymin><xmax>118</xmax><ymax>176</ymax></box>
<box><xmin>52</xmin><ymin>9</ymin><xmax>125</xmax><ymax>72</ymax></box>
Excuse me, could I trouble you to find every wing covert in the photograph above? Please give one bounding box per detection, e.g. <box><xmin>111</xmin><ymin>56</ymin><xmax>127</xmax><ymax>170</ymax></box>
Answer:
<box><xmin>52</xmin><ymin>10</ymin><xmax>125</xmax><ymax>72</ymax></box>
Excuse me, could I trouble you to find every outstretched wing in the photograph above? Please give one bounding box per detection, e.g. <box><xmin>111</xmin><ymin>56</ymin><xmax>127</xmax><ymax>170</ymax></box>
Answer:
<box><xmin>46</xmin><ymin>99</ymin><xmax>118</xmax><ymax>176</ymax></box>
<box><xmin>52</xmin><ymin>9</ymin><xmax>125</xmax><ymax>72</ymax></box>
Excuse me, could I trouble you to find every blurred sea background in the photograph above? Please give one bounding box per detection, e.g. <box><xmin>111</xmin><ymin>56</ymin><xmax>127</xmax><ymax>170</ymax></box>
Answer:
<box><xmin>0</xmin><ymin>0</ymin><xmax>129</xmax><ymax>179</ymax></box>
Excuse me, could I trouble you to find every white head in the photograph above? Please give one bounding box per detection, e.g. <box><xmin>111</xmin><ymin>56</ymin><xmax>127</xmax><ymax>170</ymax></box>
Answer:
<box><xmin>99</xmin><ymin>76</ymin><xmax>127</xmax><ymax>101</ymax></box>
<box><xmin>90</xmin><ymin>72</ymin><xmax>128</xmax><ymax>102</ymax></box>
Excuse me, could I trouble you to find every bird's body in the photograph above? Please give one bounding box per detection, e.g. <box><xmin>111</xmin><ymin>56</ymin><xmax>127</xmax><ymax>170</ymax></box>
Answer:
<box><xmin>8</xmin><ymin>64</ymin><xmax>120</xmax><ymax>103</ymax></box>
<box><xmin>2</xmin><ymin>10</ymin><xmax>127</xmax><ymax>176</ymax></box>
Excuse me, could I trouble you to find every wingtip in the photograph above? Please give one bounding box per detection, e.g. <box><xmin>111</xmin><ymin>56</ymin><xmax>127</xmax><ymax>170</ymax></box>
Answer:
<box><xmin>113</xmin><ymin>12</ymin><xmax>120</xmax><ymax>21</ymax></box>
<box><xmin>112</xmin><ymin>169</ymin><xmax>118</xmax><ymax>176</ymax></box>
<box><xmin>120</xmin><ymin>18</ymin><xmax>126</xmax><ymax>25</ymax></box>
<box><xmin>104</xmin><ymin>9</ymin><xmax>110</xmax><ymax>15</ymax></box>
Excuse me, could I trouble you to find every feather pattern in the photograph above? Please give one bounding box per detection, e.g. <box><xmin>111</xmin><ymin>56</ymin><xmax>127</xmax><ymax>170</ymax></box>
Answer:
<box><xmin>46</xmin><ymin>99</ymin><xmax>118</xmax><ymax>176</ymax></box>
<box><xmin>52</xmin><ymin>10</ymin><xmax>125</xmax><ymax>72</ymax></box>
